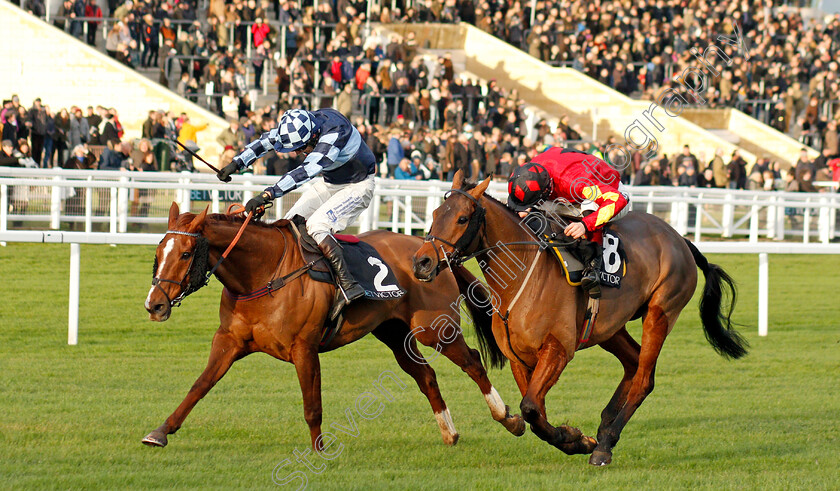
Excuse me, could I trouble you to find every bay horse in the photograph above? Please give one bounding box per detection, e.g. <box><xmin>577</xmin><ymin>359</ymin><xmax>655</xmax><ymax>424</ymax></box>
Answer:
<box><xmin>142</xmin><ymin>202</ymin><xmax>525</xmax><ymax>449</ymax></box>
<box><xmin>412</xmin><ymin>172</ymin><xmax>748</xmax><ymax>465</ymax></box>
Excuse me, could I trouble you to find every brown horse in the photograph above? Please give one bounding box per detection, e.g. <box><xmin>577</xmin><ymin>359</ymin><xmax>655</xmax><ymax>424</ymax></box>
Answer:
<box><xmin>142</xmin><ymin>202</ymin><xmax>525</xmax><ymax>450</ymax></box>
<box><xmin>412</xmin><ymin>172</ymin><xmax>748</xmax><ymax>465</ymax></box>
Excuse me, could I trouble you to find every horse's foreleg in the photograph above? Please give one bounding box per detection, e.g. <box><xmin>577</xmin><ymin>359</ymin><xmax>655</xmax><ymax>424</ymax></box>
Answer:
<box><xmin>438</xmin><ymin>341</ymin><xmax>525</xmax><ymax>437</ymax></box>
<box><xmin>291</xmin><ymin>340</ymin><xmax>324</xmax><ymax>451</ymax></box>
<box><xmin>510</xmin><ymin>362</ymin><xmax>532</xmax><ymax>397</ymax></box>
<box><xmin>590</xmin><ymin>307</ymin><xmax>668</xmax><ymax>466</ymax></box>
<box><xmin>372</xmin><ymin>323</ymin><xmax>458</xmax><ymax>445</ymax></box>
<box><xmin>519</xmin><ymin>334</ymin><xmax>596</xmax><ymax>456</ymax></box>
<box><xmin>142</xmin><ymin>331</ymin><xmax>243</xmax><ymax>447</ymax></box>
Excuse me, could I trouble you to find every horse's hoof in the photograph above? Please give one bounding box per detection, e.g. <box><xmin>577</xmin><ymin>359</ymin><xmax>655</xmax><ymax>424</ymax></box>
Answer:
<box><xmin>442</xmin><ymin>432</ymin><xmax>460</xmax><ymax>446</ymax></box>
<box><xmin>141</xmin><ymin>431</ymin><xmax>168</xmax><ymax>447</ymax></box>
<box><xmin>505</xmin><ymin>414</ymin><xmax>526</xmax><ymax>437</ymax></box>
<box><xmin>589</xmin><ymin>450</ymin><xmax>612</xmax><ymax>466</ymax></box>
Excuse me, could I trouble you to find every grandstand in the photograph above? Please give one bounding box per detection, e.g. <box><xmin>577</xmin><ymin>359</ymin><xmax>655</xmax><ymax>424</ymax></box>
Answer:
<box><xmin>2</xmin><ymin>0</ymin><xmax>840</xmax><ymax>190</ymax></box>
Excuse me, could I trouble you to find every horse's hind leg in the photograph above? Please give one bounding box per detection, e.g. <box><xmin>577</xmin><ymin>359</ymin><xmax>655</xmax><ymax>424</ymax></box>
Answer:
<box><xmin>519</xmin><ymin>334</ymin><xmax>597</xmax><ymax>455</ymax></box>
<box><xmin>372</xmin><ymin>321</ymin><xmax>458</xmax><ymax>445</ymax></box>
<box><xmin>142</xmin><ymin>330</ymin><xmax>244</xmax><ymax>447</ymax></box>
<box><xmin>597</xmin><ymin>328</ymin><xmax>641</xmax><ymax>428</ymax></box>
<box><xmin>592</xmin><ymin>327</ymin><xmax>640</xmax><ymax>461</ymax></box>
<box><xmin>437</xmin><ymin>336</ymin><xmax>526</xmax><ymax>437</ymax></box>
<box><xmin>589</xmin><ymin>306</ymin><xmax>669</xmax><ymax>466</ymax></box>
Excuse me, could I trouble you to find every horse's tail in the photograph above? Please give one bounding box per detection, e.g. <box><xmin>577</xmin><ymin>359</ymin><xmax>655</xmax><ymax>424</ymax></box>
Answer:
<box><xmin>684</xmin><ymin>239</ymin><xmax>749</xmax><ymax>359</ymax></box>
<box><xmin>452</xmin><ymin>266</ymin><xmax>507</xmax><ymax>370</ymax></box>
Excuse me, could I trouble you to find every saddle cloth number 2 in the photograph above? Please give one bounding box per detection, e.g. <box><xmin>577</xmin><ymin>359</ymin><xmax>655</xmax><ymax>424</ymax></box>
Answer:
<box><xmin>368</xmin><ymin>257</ymin><xmax>399</xmax><ymax>292</ymax></box>
<box><xmin>603</xmin><ymin>234</ymin><xmax>621</xmax><ymax>274</ymax></box>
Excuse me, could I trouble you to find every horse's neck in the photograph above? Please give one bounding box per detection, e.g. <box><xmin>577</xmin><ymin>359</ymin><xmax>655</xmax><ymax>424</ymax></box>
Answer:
<box><xmin>478</xmin><ymin>197</ymin><xmax>564</xmax><ymax>306</ymax></box>
<box><xmin>205</xmin><ymin>219</ymin><xmax>293</xmax><ymax>294</ymax></box>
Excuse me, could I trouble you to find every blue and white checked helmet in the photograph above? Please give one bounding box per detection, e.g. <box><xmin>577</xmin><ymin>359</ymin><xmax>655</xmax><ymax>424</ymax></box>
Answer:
<box><xmin>274</xmin><ymin>109</ymin><xmax>320</xmax><ymax>153</ymax></box>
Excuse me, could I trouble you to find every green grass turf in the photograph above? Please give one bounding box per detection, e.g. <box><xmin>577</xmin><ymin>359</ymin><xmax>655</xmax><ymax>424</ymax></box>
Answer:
<box><xmin>1</xmin><ymin>244</ymin><xmax>838</xmax><ymax>490</ymax></box>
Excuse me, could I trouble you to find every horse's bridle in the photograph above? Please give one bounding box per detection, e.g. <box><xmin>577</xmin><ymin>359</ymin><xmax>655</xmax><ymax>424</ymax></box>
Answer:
<box><xmin>151</xmin><ymin>230</ymin><xmax>212</xmax><ymax>308</ymax></box>
<box><xmin>423</xmin><ymin>189</ymin><xmax>487</xmax><ymax>273</ymax></box>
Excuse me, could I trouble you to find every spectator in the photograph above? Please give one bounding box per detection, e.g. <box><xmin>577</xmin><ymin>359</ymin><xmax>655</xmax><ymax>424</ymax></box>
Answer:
<box><xmin>710</xmin><ymin>148</ymin><xmax>728</xmax><ymax>188</ymax></box>
<box><xmin>178</xmin><ymin>115</ymin><xmax>207</xmax><ymax>145</ymax></box>
<box><xmin>395</xmin><ymin>157</ymin><xmax>421</xmax><ymax>180</ymax></box>
<box><xmin>84</xmin><ymin>0</ymin><xmax>102</xmax><ymax>47</ymax></box>
<box><xmin>141</xmin><ymin>14</ymin><xmax>160</xmax><ymax>68</ymax></box>
<box><xmin>334</xmin><ymin>83</ymin><xmax>353</xmax><ymax>119</ymax></box>
<box><xmin>385</xmin><ymin>129</ymin><xmax>404</xmax><ymax>177</ymax></box>
<box><xmin>28</xmin><ymin>98</ymin><xmax>47</xmax><ymax>167</ymax></box>
<box><xmin>678</xmin><ymin>164</ymin><xmax>699</xmax><ymax>187</ymax></box>
<box><xmin>69</xmin><ymin>0</ymin><xmax>85</xmax><ymax>39</ymax></box>
<box><xmin>98</xmin><ymin>138</ymin><xmax>127</xmax><ymax>170</ymax></box>
<box><xmin>252</xmin><ymin>40</ymin><xmax>270</xmax><ymax>90</ymax></box>
<box><xmin>216</xmin><ymin>119</ymin><xmax>244</xmax><ymax>149</ymax></box>
<box><xmin>54</xmin><ymin>0</ymin><xmax>74</xmax><ymax>31</ymax></box>
<box><xmin>0</xmin><ymin>140</ymin><xmax>20</xmax><ymax>167</ymax></box>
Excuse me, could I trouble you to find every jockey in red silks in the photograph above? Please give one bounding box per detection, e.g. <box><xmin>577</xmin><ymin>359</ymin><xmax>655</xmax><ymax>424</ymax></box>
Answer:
<box><xmin>507</xmin><ymin>146</ymin><xmax>630</xmax><ymax>298</ymax></box>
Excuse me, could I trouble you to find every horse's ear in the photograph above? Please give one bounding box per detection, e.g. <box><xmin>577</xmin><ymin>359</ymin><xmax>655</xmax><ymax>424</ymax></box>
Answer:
<box><xmin>468</xmin><ymin>176</ymin><xmax>492</xmax><ymax>199</ymax></box>
<box><xmin>168</xmin><ymin>202</ymin><xmax>179</xmax><ymax>229</ymax></box>
<box><xmin>451</xmin><ymin>169</ymin><xmax>465</xmax><ymax>190</ymax></box>
<box><xmin>187</xmin><ymin>206</ymin><xmax>210</xmax><ymax>233</ymax></box>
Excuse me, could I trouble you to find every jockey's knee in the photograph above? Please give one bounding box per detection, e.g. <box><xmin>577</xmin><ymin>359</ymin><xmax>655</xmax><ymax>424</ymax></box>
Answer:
<box><xmin>308</xmin><ymin>225</ymin><xmax>331</xmax><ymax>245</ymax></box>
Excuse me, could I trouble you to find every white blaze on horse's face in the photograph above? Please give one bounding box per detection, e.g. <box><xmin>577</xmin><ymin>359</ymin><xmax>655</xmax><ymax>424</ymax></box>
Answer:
<box><xmin>146</xmin><ymin>238</ymin><xmax>175</xmax><ymax>310</ymax></box>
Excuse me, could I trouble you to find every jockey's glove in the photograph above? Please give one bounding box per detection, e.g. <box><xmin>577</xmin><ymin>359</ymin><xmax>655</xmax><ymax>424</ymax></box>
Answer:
<box><xmin>245</xmin><ymin>189</ymin><xmax>275</xmax><ymax>217</ymax></box>
<box><xmin>217</xmin><ymin>158</ymin><xmax>243</xmax><ymax>182</ymax></box>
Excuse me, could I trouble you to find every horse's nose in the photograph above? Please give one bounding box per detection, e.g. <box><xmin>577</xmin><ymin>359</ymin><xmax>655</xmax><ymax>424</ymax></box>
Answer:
<box><xmin>148</xmin><ymin>302</ymin><xmax>167</xmax><ymax>315</ymax></box>
<box><xmin>413</xmin><ymin>255</ymin><xmax>434</xmax><ymax>279</ymax></box>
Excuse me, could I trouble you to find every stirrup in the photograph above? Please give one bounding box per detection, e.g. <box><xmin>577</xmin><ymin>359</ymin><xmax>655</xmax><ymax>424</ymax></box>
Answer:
<box><xmin>330</xmin><ymin>283</ymin><xmax>365</xmax><ymax>320</ymax></box>
<box><xmin>580</xmin><ymin>272</ymin><xmax>601</xmax><ymax>299</ymax></box>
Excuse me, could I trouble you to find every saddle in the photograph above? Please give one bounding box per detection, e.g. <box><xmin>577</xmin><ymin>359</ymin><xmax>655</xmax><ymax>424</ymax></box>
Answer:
<box><xmin>521</xmin><ymin>212</ymin><xmax>625</xmax><ymax>289</ymax></box>
<box><xmin>286</xmin><ymin>215</ymin><xmax>406</xmax><ymax>298</ymax></box>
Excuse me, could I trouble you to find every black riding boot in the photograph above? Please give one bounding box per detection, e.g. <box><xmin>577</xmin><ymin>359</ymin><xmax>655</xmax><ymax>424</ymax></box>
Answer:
<box><xmin>319</xmin><ymin>235</ymin><xmax>366</xmax><ymax>319</ymax></box>
<box><xmin>579</xmin><ymin>241</ymin><xmax>603</xmax><ymax>299</ymax></box>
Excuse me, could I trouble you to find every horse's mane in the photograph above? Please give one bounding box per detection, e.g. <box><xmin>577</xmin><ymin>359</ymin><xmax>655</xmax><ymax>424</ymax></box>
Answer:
<box><xmin>174</xmin><ymin>212</ymin><xmax>290</xmax><ymax>230</ymax></box>
<box><xmin>458</xmin><ymin>180</ymin><xmax>520</xmax><ymax>220</ymax></box>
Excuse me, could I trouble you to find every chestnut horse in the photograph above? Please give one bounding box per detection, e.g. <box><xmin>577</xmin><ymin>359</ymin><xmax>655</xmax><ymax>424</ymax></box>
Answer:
<box><xmin>142</xmin><ymin>202</ymin><xmax>525</xmax><ymax>449</ymax></box>
<box><xmin>412</xmin><ymin>172</ymin><xmax>748</xmax><ymax>465</ymax></box>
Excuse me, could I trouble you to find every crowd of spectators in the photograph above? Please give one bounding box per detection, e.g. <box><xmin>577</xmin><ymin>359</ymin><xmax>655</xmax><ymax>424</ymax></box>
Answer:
<box><xmin>10</xmin><ymin>0</ymin><xmax>840</xmax><ymax>195</ymax></box>
<box><xmin>0</xmin><ymin>94</ymin><xmax>208</xmax><ymax>174</ymax></box>
<box><xmin>460</xmin><ymin>0</ymin><xmax>840</xmax><ymax>152</ymax></box>
<box><xmin>19</xmin><ymin>0</ymin><xmax>840</xmax><ymax>155</ymax></box>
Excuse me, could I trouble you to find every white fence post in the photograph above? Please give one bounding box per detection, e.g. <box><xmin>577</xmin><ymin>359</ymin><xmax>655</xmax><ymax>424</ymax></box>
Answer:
<box><xmin>404</xmin><ymin>195</ymin><xmax>413</xmax><ymax>235</ymax></box>
<box><xmin>370</xmin><ymin>193</ymin><xmax>381</xmax><ymax>231</ymax></box>
<box><xmin>758</xmin><ymin>252</ymin><xmax>768</xmax><ymax>337</ymax></box>
<box><xmin>0</xmin><ymin>184</ymin><xmax>7</xmax><ymax>247</ymax></box>
<box><xmin>694</xmin><ymin>194</ymin><xmax>703</xmax><ymax>243</ymax></box>
<box><xmin>51</xmin><ymin>175</ymin><xmax>62</xmax><ymax>229</ymax></box>
<box><xmin>803</xmin><ymin>199</ymin><xmax>810</xmax><ymax>244</ymax></box>
<box><xmin>109</xmin><ymin>185</ymin><xmax>118</xmax><ymax>234</ymax></box>
<box><xmin>118</xmin><ymin>176</ymin><xmax>129</xmax><ymax>233</ymax></box>
<box><xmin>818</xmin><ymin>197</ymin><xmax>830</xmax><ymax>244</ymax></box>
<box><xmin>84</xmin><ymin>177</ymin><xmax>93</xmax><ymax>233</ymax></box>
<box><xmin>749</xmin><ymin>196</ymin><xmax>759</xmax><ymax>243</ymax></box>
<box><xmin>179</xmin><ymin>175</ymin><xmax>191</xmax><ymax>212</ymax></box>
<box><xmin>722</xmin><ymin>192</ymin><xmax>734</xmax><ymax>237</ymax></box>
<box><xmin>766</xmin><ymin>197</ymin><xmax>777</xmax><ymax>239</ymax></box>
<box><xmin>211</xmin><ymin>189</ymin><xmax>220</xmax><ymax>214</ymax></box>
<box><xmin>68</xmin><ymin>243</ymin><xmax>80</xmax><ymax>346</ymax></box>
<box><xmin>391</xmin><ymin>196</ymin><xmax>399</xmax><ymax>233</ymax></box>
